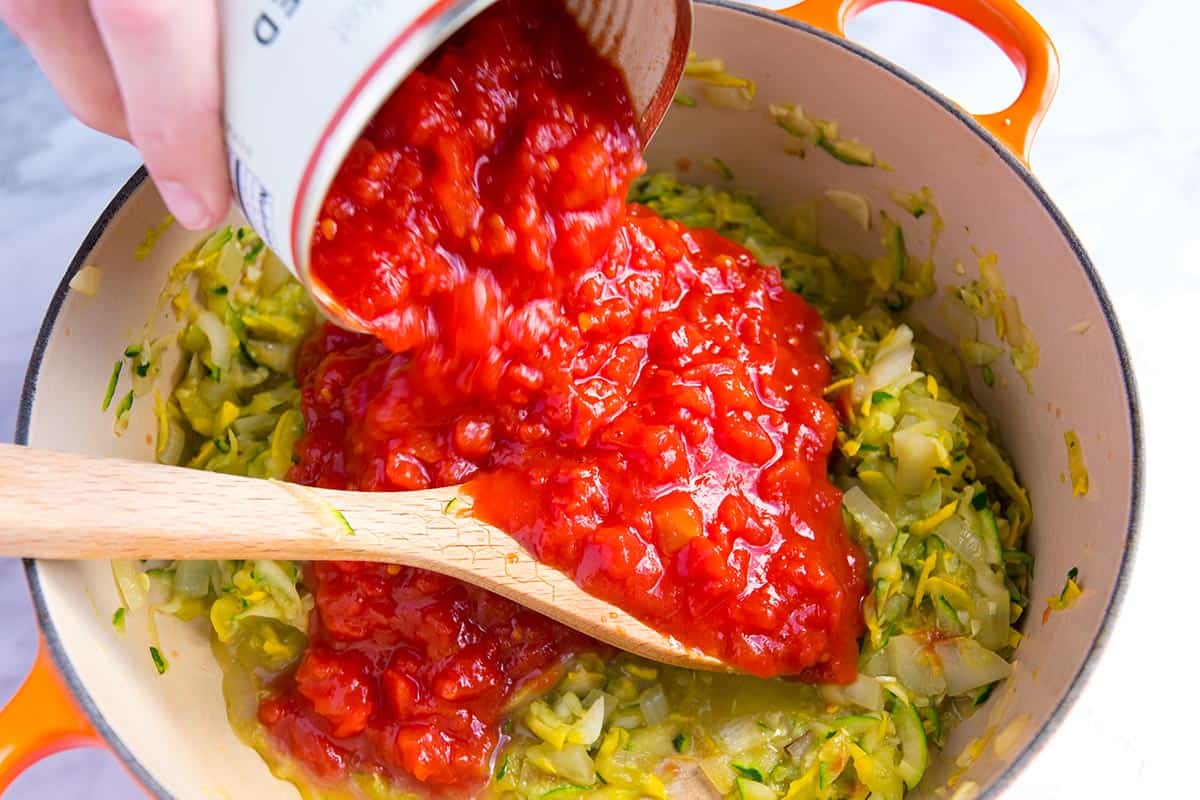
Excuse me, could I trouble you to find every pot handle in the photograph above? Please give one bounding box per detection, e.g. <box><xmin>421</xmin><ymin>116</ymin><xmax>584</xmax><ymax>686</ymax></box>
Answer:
<box><xmin>0</xmin><ymin>638</ymin><xmax>102</xmax><ymax>791</ymax></box>
<box><xmin>776</xmin><ymin>0</ymin><xmax>1059</xmax><ymax>163</ymax></box>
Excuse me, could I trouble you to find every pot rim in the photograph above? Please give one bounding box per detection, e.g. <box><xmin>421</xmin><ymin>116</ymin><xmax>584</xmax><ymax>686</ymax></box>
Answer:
<box><xmin>17</xmin><ymin>4</ymin><xmax>1143</xmax><ymax>798</ymax></box>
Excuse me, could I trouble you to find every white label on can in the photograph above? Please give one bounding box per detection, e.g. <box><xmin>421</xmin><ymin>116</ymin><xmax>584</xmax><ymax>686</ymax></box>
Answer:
<box><xmin>219</xmin><ymin>0</ymin><xmax>465</xmax><ymax>276</ymax></box>
<box><xmin>228</xmin><ymin>152</ymin><xmax>275</xmax><ymax>249</ymax></box>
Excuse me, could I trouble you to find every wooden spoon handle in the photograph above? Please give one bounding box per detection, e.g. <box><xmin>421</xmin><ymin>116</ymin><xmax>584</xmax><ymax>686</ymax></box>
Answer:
<box><xmin>0</xmin><ymin>443</ymin><xmax>726</xmax><ymax>671</ymax></box>
<box><xmin>0</xmin><ymin>442</ymin><xmax>454</xmax><ymax>561</ymax></box>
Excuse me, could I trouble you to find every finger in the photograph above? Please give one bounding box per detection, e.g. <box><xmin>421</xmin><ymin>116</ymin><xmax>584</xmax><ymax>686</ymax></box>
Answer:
<box><xmin>1</xmin><ymin>0</ymin><xmax>128</xmax><ymax>138</ymax></box>
<box><xmin>90</xmin><ymin>0</ymin><xmax>228</xmax><ymax>229</ymax></box>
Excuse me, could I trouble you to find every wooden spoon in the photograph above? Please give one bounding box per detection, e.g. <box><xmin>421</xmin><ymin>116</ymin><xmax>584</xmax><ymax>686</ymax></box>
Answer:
<box><xmin>0</xmin><ymin>443</ymin><xmax>725</xmax><ymax>671</ymax></box>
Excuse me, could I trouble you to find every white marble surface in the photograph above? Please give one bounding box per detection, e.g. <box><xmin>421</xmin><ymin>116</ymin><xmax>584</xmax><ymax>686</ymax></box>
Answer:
<box><xmin>0</xmin><ymin>1</ymin><xmax>1193</xmax><ymax>797</ymax></box>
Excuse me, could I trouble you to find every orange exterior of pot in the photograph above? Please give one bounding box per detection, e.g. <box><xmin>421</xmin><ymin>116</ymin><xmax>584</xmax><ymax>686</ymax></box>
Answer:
<box><xmin>778</xmin><ymin>0</ymin><xmax>1059</xmax><ymax>162</ymax></box>
<box><xmin>0</xmin><ymin>638</ymin><xmax>102</xmax><ymax>792</ymax></box>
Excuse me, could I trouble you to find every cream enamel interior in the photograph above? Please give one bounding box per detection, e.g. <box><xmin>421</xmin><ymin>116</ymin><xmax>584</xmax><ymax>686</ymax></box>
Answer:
<box><xmin>22</xmin><ymin>3</ymin><xmax>1136</xmax><ymax>798</ymax></box>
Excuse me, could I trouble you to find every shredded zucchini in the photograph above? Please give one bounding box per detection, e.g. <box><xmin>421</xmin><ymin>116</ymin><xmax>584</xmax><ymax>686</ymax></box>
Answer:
<box><xmin>1043</xmin><ymin>567</ymin><xmax>1082</xmax><ymax>623</ymax></box>
<box><xmin>1064</xmin><ymin>431</ymin><xmax>1089</xmax><ymax>497</ymax></box>
<box><xmin>149</xmin><ymin>645</ymin><xmax>169</xmax><ymax>675</ymax></box>
<box><xmin>101</xmin><ymin>360</ymin><xmax>122</xmax><ymax>411</ymax></box>
<box><xmin>135</xmin><ymin>214</ymin><xmax>174</xmax><ymax>261</ymax></box>
<box><xmin>682</xmin><ymin>52</ymin><xmax>756</xmax><ymax>110</ymax></box>
<box><xmin>769</xmin><ymin>104</ymin><xmax>879</xmax><ymax>167</ymax></box>
<box><xmin>494</xmin><ymin>653</ymin><xmax>928</xmax><ymax>800</ymax></box>
<box><xmin>110</xmin><ymin>225</ymin><xmax>316</xmax><ymax>674</ymax></box>
<box><xmin>948</xmin><ymin>253</ymin><xmax>1040</xmax><ymax>392</ymax></box>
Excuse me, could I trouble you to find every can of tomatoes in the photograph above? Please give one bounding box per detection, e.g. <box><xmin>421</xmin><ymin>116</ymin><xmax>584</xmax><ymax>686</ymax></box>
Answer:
<box><xmin>219</xmin><ymin>0</ymin><xmax>692</xmax><ymax>325</ymax></box>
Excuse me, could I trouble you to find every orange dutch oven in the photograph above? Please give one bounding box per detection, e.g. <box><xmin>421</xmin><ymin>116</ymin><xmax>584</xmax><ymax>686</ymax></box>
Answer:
<box><xmin>1</xmin><ymin>1</ymin><xmax>1139</xmax><ymax>798</ymax></box>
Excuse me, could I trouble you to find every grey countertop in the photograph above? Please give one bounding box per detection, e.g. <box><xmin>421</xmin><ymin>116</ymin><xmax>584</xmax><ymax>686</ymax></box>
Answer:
<box><xmin>0</xmin><ymin>1</ymin><xmax>1193</xmax><ymax>797</ymax></box>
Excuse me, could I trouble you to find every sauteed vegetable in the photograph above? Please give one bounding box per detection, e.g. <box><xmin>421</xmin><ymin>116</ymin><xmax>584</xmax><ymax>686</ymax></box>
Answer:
<box><xmin>110</xmin><ymin>169</ymin><xmax>1031</xmax><ymax>799</ymax></box>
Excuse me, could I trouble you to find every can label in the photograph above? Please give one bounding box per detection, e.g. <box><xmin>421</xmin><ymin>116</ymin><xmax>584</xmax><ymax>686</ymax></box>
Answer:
<box><xmin>219</xmin><ymin>0</ymin><xmax>479</xmax><ymax>277</ymax></box>
<box><xmin>228</xmin><ymin>153</ymin><xmax>275</xmax><ymax>249</ymax></box>
<box><xmin>219</xmin><ymin>0</ymin><xmax>689</xmax><ymax>317</ymax></box>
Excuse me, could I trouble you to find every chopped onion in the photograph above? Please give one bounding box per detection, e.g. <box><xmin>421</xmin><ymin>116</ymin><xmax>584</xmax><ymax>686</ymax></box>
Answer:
<box><xmin>173</xmin><ymin>560</ymin><xmax>214</xmax><ymax>598</ymax></box>
<box><xmin>950</xmin><ymin>781</ymin><xmax>982</xmax><ymax>800</ymax></box>
<box><xmin>905</xmin><ymin>395</ymin><xmax>961</xmax><ymax>426</ymax></box>
<box><xmin>854</xmin><ymin>325</ymin><xmax>917</xmax><ymax>402</ymax></box>
<box><xmin>111</xmin><ymin>560</ymin><xmax>148</xmax><ymax>611</ymax></box>
<box><xmin>785</xmin><ymin>732</ymin><xmax>814</xmax><ymax>761</ymax></box>
<box><xmin>701</xmin><ymin>84</ymin><xmax>755</xmax><ymax>110</ymax></box>
<box><xmin>216</xmin><ymin>241</ymin><xmax>243</xmax><ymax>287</ymax></box>
<box><xmin>934</xmin><ymin>638</ymin><xmax>1012</xmax><ymax>695</ymax></box>
<box><xmin>886</xmin><ymin>635</ymin><xmax>946</xmax><ymax>698</ymax></box>
<box><xmin>195</xmin><ymin>309</ymin><xmax>233</xmax><ymax>370</ymax></box>
<box><xmin>992</xmin><ymin>712</ymin><xmax>1031</xmax><ymax>758</ymax></box>
<box><xmin>861</xmin><ymin>648</ymin><xmax>889</xmax><ymax>677</ymax></box>
<box><xmin>253</xmin><ymin>559</ymin><xmax>304</xmax><ymax>616</ymax></box>
<box><xmin>610</xmin><ymin>710</ymin><xmax>644</xmax><ymax>729</ymax></box>
<box><xmin>699</xmin><ymin>755</ymin><xmax>736</xmax><ymax>795</ymax></box>
<box><xmin>231</xmin><ymin>413</ymin><xmax>280</xmax><ymax>439</ymax></box>
<box><xmin>934</xmin><ymin>516</ymin><xmax>988</xmax><ymax>569</ymax></box>
<box><xmin>246</xmin><ymin>339</ymin><xmax>298</xmax><ymax>373</ymax></box>
<box><xmin>554</xmin><ymin>691</ymin><xmax>584</xmax><ymax>720</ymax></box>
<box><xmin>528</xmin><ymin>742</ymin><xmax>595</xmax><ymax>785</ymax></box>
<box><xmin>843</xmin><ymin>486</ymin><xmax>896</xmax><ymax>548</ymax></box>
<box><xmin>932</xmin><ymin>515</ymin><xmax>1010</xmax><ymax>649</ymax></box>
<box><xmin>68</xmin><ymin>265</ymin><xmax>102</xmax><ymax>296</ymax></box>
<box><xmin>717</xmin><ymin>717</ymin><xmax>764</xmax><ymax>752</ymax></box>
<box><xmin>197</xmin><ymin>374</ymin><xmax>234</xmax><ymax>409</ymax></box>
<box><xmin>935</xmin><ymin>517</ymin><xmax>1007</xmax><ymax>593</ymax></box>
<box><xmin>639</xmin><ymin>684</ymin><xmax>669</xmax><ymax>725</ymax></box>
<box><xmin>259</xmin><ymin>250</ymin><xmax>291</xmax><ymax>295</ymax></box>
<box><xmin>893</xmin><ymin>424</ymin><xmax>942</xmax><ymax>494</ymax></box>
<box><xmin>569</xmin><ymin>695</ymin><xmax>605</xmax><ymax>746</ymax></box>
<box><xmin>157</xmin><ymin>419</ymin><xmax>186</xmax><ymax>466</ymax></box>
<box><xmin>666</xmin><ymin>759</ymin><xmax>724</xmax><ymax>800</ymax></box>
<box><xmin>824</xmin><ymin>189</ymin><xmax>871</xmax><ymax>231</ymax></box>
<box><xmin>959</xmin><ymin>338</ymin><xmax>1004</xmax><ymax>366</ymax></box>
<box><xmin>821</xmin><ymin>672</ymin><xmax>885</xmax><ymax>711</ymax></box>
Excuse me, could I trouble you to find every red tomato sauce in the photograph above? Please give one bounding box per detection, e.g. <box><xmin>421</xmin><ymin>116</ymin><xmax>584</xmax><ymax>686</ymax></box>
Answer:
<box><xmin>258</xmin><ymin>564</ymin><xmax>594</xmax><ymax>789</ymax></box>
<box><xmin>263</xmin><ymin>0</ymin><xmax>866</xmax><ymax>792</ymax></box>
<box><xmin>308</xmin><ymin>0</ymin><xmax>642</xmax><ymax>355</ymax></box>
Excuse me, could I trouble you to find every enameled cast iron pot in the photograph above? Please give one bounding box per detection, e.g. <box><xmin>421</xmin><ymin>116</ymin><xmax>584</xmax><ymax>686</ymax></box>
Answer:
<box><xmin>0</xmin><ymin>1</ymin><xmax>1141</xmax><ymax>797</ymax></box>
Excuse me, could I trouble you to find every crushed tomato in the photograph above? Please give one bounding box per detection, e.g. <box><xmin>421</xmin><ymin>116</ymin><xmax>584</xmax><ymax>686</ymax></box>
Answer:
<box><xmin>258</xmin><ymin>565</ymin><xmax>592</xmax><ymax>789</ymax></box>
<box><xmin>264</xmin><ymin>0</ymin><xmax>866</xmax><ymax>793</ymax></box>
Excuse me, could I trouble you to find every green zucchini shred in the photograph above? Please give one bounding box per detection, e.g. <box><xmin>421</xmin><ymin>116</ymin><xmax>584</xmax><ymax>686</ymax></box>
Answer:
<box><xmin>149</xmin><ymin>646</ymin><xmax>168</xmax><ymax>675</ymax></box>
<box><xmin>330</xmin><ymin>508</ymin><xmax>355</xmax><ymax>536</ymax></box>
<box><xmin>114</xmin><ymin>390</ymin><xmax>134</xmax><ymax>418</ymax></box>
<box><xmin>948</xmin><ymin>253</ymin><xmax>1041</xmax><ymax>392</ymax></box>
<box><xmin>101</xmin><ymin>360</ymin><xmax>122</xmax><ymax>411</ymax></box>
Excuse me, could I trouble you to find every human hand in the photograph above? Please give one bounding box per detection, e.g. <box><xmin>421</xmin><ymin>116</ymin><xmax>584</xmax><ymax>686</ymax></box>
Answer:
<box><xmin>2</xmin><ymin>0</ymin><xmax>229</xmax><ymax>229</ymax></box>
